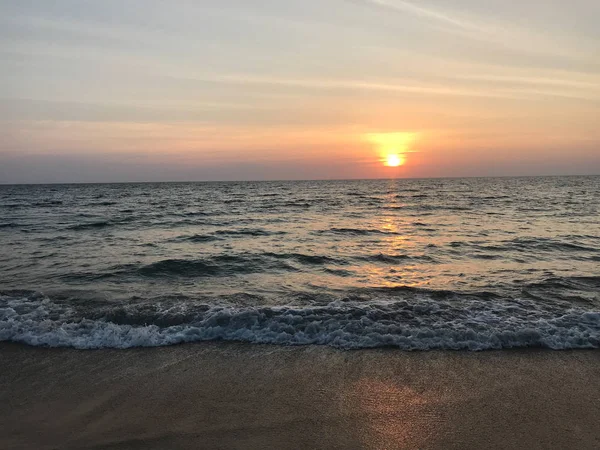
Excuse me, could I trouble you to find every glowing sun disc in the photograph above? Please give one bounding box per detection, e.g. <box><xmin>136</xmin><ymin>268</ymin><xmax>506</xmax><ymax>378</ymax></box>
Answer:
<box><xmin>385</xmin><ymin>154</ymin><xmax>403</xmax><ymax>167</ymax></box>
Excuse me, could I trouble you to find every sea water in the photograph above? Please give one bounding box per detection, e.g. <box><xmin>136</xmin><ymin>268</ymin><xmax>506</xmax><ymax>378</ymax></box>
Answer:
<box><xmin>1</xmin><ymin>176</ymin><xmax>599</xmax><ymax>350</ymax></box>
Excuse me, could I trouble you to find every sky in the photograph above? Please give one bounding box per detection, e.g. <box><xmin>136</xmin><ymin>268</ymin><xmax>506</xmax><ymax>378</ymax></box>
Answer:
<box><xmin>1</xmin><ymin>0</ymin><xmax>599</xmax><ymax>183</ymax></box>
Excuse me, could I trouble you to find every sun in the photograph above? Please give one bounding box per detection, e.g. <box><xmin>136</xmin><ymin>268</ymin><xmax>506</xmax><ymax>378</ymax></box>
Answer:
<box><xmin>385</xmin><ymin>154</ymin><xmax>404</xmax><ymax>167</ymax></box>
<box><xmin>363</xmin><ymin>132</ymin><xmax>416</xmax><ymax>168</ymax></box>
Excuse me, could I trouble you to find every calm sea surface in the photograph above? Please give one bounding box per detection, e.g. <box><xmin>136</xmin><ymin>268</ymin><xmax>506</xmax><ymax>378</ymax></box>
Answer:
<box><xmin>1</xmin><ymin>177</ymin><xmax>599</xmax><ymax>350</ymax></box>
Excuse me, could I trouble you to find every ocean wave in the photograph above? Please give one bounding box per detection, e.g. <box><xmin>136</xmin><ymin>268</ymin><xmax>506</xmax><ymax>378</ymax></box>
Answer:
<box><xmin>511</xmin><ymin>237</ymin><xmax>598</xmax><ymax>253</ymax></box>
<box><xmin>323</xmin><ymin>267</ymin><xmax>354</xmax><ymax>277</ymax></box>
<box><xmin>136</xmin><ymin>255</ymin><xmax>298</xmax><ymax>278</ymax></box>
<box><xmin>57</xmin><ymin>257</ymin><xmax>291</xmax><ymax>281</ymax></box>
<box><xmin>259</xmin><ymin>201</ymin><xmax>311</xmax><ymax>210</ymax></box>
<box><xmin>1</xmin><ymin>291</ymin><xmax>599</xmax><ymax>350</ymax></box>
<box><xmin>85</xmin><ymin>201</ymin><xmax>118</xmax><ymax>206</ymax></box>
<box><xmin>469</xmin><ymin>195</ymin><xmax>512</xmax><ymax>201</ymax></box>
<box><xmin>449</xmin><ymin>238</ymin><xmax>599</xmax><ymax>254</ymax></box>
<box><xmin>281</xmin><ymin>201</ymin><xmax>312</xmax><ymax>208</ymax></box>
<box><xmin>131</xmin><ymin>252</ymin><xmax>345</xmax><ymax>279</ymax></box>
<box><xmin>394</xmin><ymin>190</ymin><xmax>420</xmax><ymax>196</ymax></box>
<box><xmin>66</xmin><ymin>216</ymin><xmax>144</xmax><ymax>231</ymax></box>
<box><xmin>168</xmin><ymin>234</ymin><xmax>222</xmax><ymax>243</ymax></box>
<box><xmin>215</xmin><ymin>228</ymin><xmax>286</xmax><ymax>237</ymax></box>
<box><xmin>527</xmin><ymin>276</ymin><xmax>600</xmax><ymax>291</ymax></box>
<box><xmin>358</xmin><ymin>253</ymin><xmax>434</xmax><ymax>263</ymax></box>
<box><xmin>32</xmin><ymin>200</ymin><xmax>63</xmax><ymax>207</ymax></box>
<box><xmin>321</xmin><ymin>228</ymin><xmax>400</xmax><ymax>236</ymax></box>
<box><xmin>180</xmin><ymin>211</ymin><xmax>211</xmax><ymax>217</ymax></box>
<box><xmin>67</xmin><ymin>221</ymin><xmax>112</xmax><ymax>230</ymax></box>
<box><xmin>262</xmin><ymin>252</ymin><xmax>344</xmax><ymax>265</ymax></box>
<box><xmin>404</xmin><ymin>205</ymin><xmax>472</xmax><ymax>212</ymax></box>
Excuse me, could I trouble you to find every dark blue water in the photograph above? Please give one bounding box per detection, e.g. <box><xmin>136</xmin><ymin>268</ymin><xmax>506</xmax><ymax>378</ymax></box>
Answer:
<box><xmin>1</xmin><ymin>177</ymin><xmax>599</xmax><ymax>350</ymax></box>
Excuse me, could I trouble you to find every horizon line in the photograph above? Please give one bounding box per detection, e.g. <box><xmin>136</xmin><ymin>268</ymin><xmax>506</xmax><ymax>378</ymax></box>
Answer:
<box><xmin>1</xmin><ymin>173</ymin><xmax>598</xmax><ymax>186</ymax></box>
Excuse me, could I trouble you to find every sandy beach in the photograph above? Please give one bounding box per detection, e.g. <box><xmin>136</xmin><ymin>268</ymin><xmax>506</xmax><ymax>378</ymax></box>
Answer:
<box><xmin>1</xmin><ymin>343</ymin><xmax>599</xmax><ymax>449</ymax></box>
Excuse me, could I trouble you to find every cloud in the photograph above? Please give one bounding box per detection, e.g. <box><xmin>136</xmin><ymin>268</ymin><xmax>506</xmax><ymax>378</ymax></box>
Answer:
<box><xmin>349</xmin><ymin>0</ymin><xmax>481</xmax><ymax>33</ymax></box>
<box><xmin>169</xmin><ymin>73</ymin><xmax>529</xmax><ymax>100</ymax></box>
<box><xmin>346</xmin><ymin>0</ymin><xmax>594</xmax><ymax>62</ymax></box>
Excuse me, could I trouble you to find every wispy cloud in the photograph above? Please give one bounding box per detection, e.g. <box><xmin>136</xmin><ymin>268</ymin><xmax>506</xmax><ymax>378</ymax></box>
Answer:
<box><xmin>172</xmin><ymin>73</ymin><xmax>526</xmax><ymax>99</ymax></box>
<box><xmin>349</xmin><ymin>0</ymin><xmax>482</xmax><ymax>33</ymax></box>
<box><xmin>166</xmin><ymin>72</ymin><xmax>599</xmax><ymax>102</ymax></box>
<box><xmin>347</xmin><ymin>0</ymin><xmax>594</xmax><ymax>61</ymax></box>
<box><xmin>456</xmin><ymin>74</ymin><xmax>600</xmax><ymax>91</ymax></box>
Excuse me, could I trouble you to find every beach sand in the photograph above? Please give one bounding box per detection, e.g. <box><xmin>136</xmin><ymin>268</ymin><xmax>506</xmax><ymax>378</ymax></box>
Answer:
<box><xmin>1</xmin><ymin>342</ymin><xmax>599</xmax><ymax>450</ymax></box>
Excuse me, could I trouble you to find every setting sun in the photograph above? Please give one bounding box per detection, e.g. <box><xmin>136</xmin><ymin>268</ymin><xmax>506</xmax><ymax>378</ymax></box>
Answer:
<box><xmin>385</xmin><ymin>154</ymin><xmax>404</xmax><ymax>167</ymax></box>
<box><xmin>364</xmin><ymin>132</ymin><xmax>417</xmax><ymax>170</ymax></box>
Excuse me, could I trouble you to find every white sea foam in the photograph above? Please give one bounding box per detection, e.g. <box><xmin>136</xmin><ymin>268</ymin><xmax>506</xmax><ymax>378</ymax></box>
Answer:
<box><xmin>1</xmin><ymin>293</ymin><xmax>599</xmax><ymax>350</ymax></box>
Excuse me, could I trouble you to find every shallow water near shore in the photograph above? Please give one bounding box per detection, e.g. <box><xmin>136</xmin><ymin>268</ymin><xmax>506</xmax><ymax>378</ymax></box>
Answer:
<box><xmin>1</xmin><ymin>176</ymin><xmax>599</xmax><ymax>350</ymax></box>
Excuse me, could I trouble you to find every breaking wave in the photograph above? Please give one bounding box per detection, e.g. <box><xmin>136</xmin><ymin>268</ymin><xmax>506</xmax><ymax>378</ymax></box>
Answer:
<box><xmin>1</xmin><ymin>290</ymin><xmax>599</xmax><ymax>350</ymax></box>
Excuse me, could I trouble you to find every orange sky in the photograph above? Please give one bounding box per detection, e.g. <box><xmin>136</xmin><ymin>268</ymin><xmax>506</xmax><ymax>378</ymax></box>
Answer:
<box><xmin>1</xmin><ymin>0</ymin><xmax>599</xmax><ymax>182</ymax></box>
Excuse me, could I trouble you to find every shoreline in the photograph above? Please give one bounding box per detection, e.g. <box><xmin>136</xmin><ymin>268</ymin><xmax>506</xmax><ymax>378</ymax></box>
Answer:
<box><xmin>2</xmin><ymin>342</ymin><xmax>600</xmax><ymax>449</ymax></box>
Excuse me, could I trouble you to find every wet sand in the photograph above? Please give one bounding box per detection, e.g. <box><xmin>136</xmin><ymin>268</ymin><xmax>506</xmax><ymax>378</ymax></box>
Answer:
<box><xmin>1</xmin><ymin>342</ymin><xmax>599</xmax><ymax>450</ymax></box>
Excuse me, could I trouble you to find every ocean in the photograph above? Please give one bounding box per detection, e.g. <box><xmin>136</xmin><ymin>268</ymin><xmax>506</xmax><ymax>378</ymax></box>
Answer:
<box><xmin>1</xmin><ymin>176</ymin><xmax>599</xmax><ymax>350</ymax></box>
